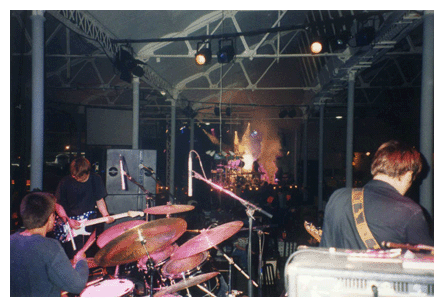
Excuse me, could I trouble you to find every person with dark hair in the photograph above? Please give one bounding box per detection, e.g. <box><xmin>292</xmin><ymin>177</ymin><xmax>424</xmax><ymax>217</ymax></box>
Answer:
<box><xmin>55</xmin><ymin>156</ymin><xmax>114</xmax><ymax>258</ymax></box>
<box><xmin>10</xmin><ymin>192</ymin><xmax>89</xmax><ymax>297</ymax></box>
<box><xmin>320</xmin><ymin>140</ymin><xmax>433</xmax><ymax>249</ymax></box>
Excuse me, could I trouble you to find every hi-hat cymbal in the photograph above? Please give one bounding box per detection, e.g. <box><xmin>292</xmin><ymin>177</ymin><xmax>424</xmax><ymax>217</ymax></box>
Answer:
<box><xmin>170</xmin><ymin>221</ymin><xmax>243</xmax><ymax>260</ymax></box>
<box><xmin>94</xmin><ymin>218</ymin><xmax>187</xmax><ymax>267</ymax></box>
<box><xmin>144</xmin><ymin>205</ymin><xmax>195</xmax><ymax>215</ymax></box>
<box><xmin>153</xmin><ymin>272</ymin><xmax>220</xmax><ymax>297</ymax></box>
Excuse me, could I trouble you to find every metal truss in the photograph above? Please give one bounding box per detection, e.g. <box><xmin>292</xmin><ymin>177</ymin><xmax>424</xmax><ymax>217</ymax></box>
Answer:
<box><xmin>46</xmin><ymin>10</ymin><xmax>174</xmax><ymax>98</ymax></box>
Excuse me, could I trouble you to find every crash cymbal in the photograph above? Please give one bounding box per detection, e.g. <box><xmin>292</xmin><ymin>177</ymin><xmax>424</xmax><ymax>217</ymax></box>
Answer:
<box><xmin>94</xmin><ymin>218</ymin><xmax>187</xmax><ymax>267</ymax></box>
<box><xmin>153</xmin><ymin>272</ymin><xmax>220</xmax><ymax>297</ymax></box>
<box><xmin>97</xmin><ymin>220</ymin><xmax>146</xmax><ymax>248</ymax></box>
<box><xmin>170</xmin><ymin>221</ymin><xmax>243</xmax><ymax>260</ymax></box>
<box><xmin>144</xmin><ymin>204</ymin><xmax>195</xmax><ymax>215</ymax></box>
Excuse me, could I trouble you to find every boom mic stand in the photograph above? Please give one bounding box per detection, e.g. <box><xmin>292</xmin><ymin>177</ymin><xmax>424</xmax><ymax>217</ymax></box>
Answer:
<box><xmin>192</xmin><ymin>171</ymin><xmax>272</xmax><ymax>297</ymax></box>
<box><xmin>123</xmin><ymin>171</ymin><xmax>154</xmax><ymax>221</ymax></box>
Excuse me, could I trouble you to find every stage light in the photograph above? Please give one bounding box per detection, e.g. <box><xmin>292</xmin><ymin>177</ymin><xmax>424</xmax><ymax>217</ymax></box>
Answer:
<box><xmin>214</xmin><ymin>106</ymin><xmax>220</xmax><ymax>116</ymax></box>
<box><xmin>115</xmin><ymin>49</ymin><xmax>146</xmax><ymax>82</ymax></box>
<box><xmin>217</xmin><ymin>39</ymin><xmax>235</xmax><ymax>63</ymax></box>
<box><xmin>226</xmin><ymin>107</ymin><xmax>231</xmax><ymax>116</ymax></box>
<box><xmin>195</xmin><ymin>42</ymin><xmax>212</xmax><ymax>65</ymax></box>
<box><xmin>310</xmin><ymin>41</ymin><xmax>323</xmax><ymax>54</ymax></box>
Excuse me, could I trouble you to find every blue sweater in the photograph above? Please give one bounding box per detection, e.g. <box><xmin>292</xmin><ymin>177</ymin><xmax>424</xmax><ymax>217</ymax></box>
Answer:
<box><xmin>10</xmin><ymin>231</ymin><xmax>89</xmax><ymax>297</ymax></box>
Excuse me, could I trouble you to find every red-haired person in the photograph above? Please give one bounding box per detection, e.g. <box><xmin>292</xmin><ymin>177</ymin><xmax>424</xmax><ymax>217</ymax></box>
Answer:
<box><xmin>320</xmin><ymin>140</ymin><xmax>433</xmax><ymax>249</ymax></box>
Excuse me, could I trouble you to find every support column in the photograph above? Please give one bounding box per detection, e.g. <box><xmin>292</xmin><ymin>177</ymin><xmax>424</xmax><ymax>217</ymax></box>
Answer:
<box><xmin>30</xmin><ymin>11</ymin><xmax>45</xmax><ymax>191</ymax></box>
<box><xmin>169</xmin><ymin>98</ymin><xmax>176</xmax><ymax>202</ymax></box>
<box><xmin>346</xmin><ymin>71</ymin><xmax>356</xmax><ymax>188</ymax></box>
<box><xmin>302</xmin><ymin>116</ymin><xmax>308</xmax><ymax>202</ymax></box>
<box><xmin>132</xmin><ymin>77</ymin><xmax>140</xmax><ymax>149</ymax></box>
<box><xmin>318</xmin><ymin>104</ymin><xmax>325</xmax><ymax>212</ymax></box>
<box><xmin>420</xmin><ymin>11</ymin><xmax>434</xmax><ymax>217</ymax></box>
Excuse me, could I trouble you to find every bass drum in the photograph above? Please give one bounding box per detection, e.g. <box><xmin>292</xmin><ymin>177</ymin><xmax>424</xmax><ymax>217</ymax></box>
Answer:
<box><xmin>160</xmin><ymin>251</ymin><xmax>221</xmax><ymax>297</ymax></box>
<box><xmin>80</xmin><ymin>279</ymin><xmax>135</xmax><ymax>297</ymax></box>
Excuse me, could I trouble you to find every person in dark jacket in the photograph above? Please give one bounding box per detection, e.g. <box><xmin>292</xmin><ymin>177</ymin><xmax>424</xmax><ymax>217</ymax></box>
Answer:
<box><xmin>320</xmin><ymin>140</ymin><xmax>433</xmax><ymax>249</ymax></box>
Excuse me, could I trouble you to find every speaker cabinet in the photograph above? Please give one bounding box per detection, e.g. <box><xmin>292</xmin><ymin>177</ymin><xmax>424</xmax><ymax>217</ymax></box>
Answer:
<box><xmin>105</xmin><ymin>149</ymin><xmax>157</xmax><ymax>217</ymax></box>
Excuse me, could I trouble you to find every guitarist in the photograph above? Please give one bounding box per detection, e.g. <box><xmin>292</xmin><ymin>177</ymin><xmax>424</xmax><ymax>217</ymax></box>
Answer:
<box><xmin>55</xmin><ymin>157</ymin><xmax>114</xmax><ymax>258</ymax></box>
<box><xmin>320</xmin><ymin>140</ymin><xmax>433</xmax><ymax>250</ymax></box>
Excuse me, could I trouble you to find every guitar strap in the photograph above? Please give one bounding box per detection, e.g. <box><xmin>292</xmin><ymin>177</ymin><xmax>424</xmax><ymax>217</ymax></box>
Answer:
<box><xmin>352</xmin><ymin>188</ymin><xmax>380</xmax><ymax>249</ymax></box>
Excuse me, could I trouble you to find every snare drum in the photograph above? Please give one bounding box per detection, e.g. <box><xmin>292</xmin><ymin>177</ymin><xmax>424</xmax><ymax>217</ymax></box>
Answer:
<box><xmin>80</xmin><ymin>279</ymin><xmax>135</xmax><ymax>297</ymax></box>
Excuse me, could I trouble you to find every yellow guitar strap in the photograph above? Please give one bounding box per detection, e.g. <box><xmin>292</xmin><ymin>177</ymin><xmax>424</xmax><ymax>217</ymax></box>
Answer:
<box><xmin>352</xmin><ymin>188</ymin><xmax>380</xmax><ymax>249</ymax></box>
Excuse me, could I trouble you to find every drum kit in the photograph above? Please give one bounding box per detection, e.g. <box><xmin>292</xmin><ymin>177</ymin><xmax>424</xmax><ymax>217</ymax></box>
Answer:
<box><xmin>76</xmin><ymin>204</ymin><xmax>251</xmax><ymax>297</ymax></box>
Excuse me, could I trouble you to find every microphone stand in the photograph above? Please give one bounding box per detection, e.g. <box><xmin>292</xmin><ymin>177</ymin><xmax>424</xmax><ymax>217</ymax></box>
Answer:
<box><xmin>123</xmin><ymin>171</ymin><xmax>154</xmax><ymax>221</ymax></box>
<box><xmin>192</xmin><ymin>171</ymin><xmax>272</xmax><ymax>297</ymax></box>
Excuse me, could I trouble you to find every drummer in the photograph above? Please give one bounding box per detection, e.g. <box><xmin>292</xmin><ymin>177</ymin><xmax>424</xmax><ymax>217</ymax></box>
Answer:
<box><xmin>10</xmin><ymin>192</ymin><xmax>89</xmax><ymax>296</ymax></box>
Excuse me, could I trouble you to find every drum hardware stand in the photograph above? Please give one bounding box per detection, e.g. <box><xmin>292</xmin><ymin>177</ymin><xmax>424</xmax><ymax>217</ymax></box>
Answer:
<box><xmin>214</xmin><ymin>245</ymin><xmax>258</xmax><ymax>293</ymax></box>
<box><xmin>191</xmin><ymin>171</ymin><xmax>272</xmax><ymax>297</ymax></box>
<box><xmin>257</xmin><ymin>230</ymin><xmax>266</xmax><ymax>297</ymax></box>
<box><xmin>136</xmin><ymin>228</ymin><xmax>156</xmax><ymax>296</ymax></box>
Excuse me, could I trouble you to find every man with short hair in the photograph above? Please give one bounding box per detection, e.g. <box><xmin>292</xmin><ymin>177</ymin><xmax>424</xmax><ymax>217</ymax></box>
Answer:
<box><xmin>320</xmin><ymin>140</ymin><xmax>433</xmax><ymax>249</ymax></box>
<box><xmin>10</xmin><ymin>192</ymin><xmax>89</xmax><ymax>297</ymax></box>
<box><xmin>55</xmin><ymin>156</ymin><xmax>114</xmax><ymax>258</ymax></box>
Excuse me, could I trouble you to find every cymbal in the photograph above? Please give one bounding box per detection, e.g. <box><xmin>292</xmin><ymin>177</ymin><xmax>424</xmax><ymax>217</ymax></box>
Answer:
<box><xmin>94</xmin><ymin>218</ymin><xmax>187</xmax><ymax>267</ymax></box>
<box><xmin>144</xmin><ymin>205</ymin><xmax>195</xmax><ymax>215</ymax></box>
<box><xmin>153</xmin><ymin>272</ymin><xmax>220</xmax><ymax>297</ymax></box>
<box><xmin>97</xmin><ymin>220</ymin><xmax>146</xmax><ymax>248</ymax></box>
<box><xmin>170</xmin><ymin>221</ymin><xmax>243</xmax><ymax>260</ymax></box>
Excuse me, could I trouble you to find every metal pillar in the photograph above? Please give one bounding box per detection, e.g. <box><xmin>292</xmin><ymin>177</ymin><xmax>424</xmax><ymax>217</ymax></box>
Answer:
<box><xmin>169</xmin><ymin>98</ymin><xmax>176</xmax><ymax>202</ymax></box>
<box><xmin>30</xmin><ymin>11</ymin><xmax>45</xmax><ymax>191</ymax></box>
<box><xmin>346</xmin><ymin>71</ymin><xmax>356</xmax><ymax>188</ymax></box>
<box><xmin>132</xmin><ymin>77</ymin><xmax>140</xmax><ymax>149</ymax></box>
<box><xmin>419</xmin><ymin>11</ymin><xmax>434</xmax><ymax>217</ymax></box>
<box><xmin>318</xmin><ymin>104</ymin><xmax>324</xmax><ymax>212</ymax></box>
<box><xmin>302</xmin><ymin>116</ymin><xmax>308</xmax><ymax>201</ymax></box>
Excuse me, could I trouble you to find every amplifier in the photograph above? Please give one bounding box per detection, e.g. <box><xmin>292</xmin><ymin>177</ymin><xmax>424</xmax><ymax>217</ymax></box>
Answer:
<box><xmin>285</xmin><ymin>246</ymin><xmax>433</xmax><ymax>297</ymax></box>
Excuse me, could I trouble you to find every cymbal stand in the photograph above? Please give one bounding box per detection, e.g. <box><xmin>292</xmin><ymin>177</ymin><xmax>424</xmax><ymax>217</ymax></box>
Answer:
<box><xmin>257</xmin><ymin>230</ymin><xmax>266</xmax><ymax>297</ymax></box>
<box><xmin>214</xmin><ymin>245</ymin><xmax>258</xmax><ymax>291</ymax></box>
<box><xmin>180</xmin><ymin>272</ymin><xmax>192</xmax><ymax>297</ymax></box>
<box><xmin>192</xmin><ymin>171</ymin><xmax>272</xmax><ymax>297</ymax></box>
<box><xmin>137</xmin><ymin>229</ymin><xmax>155</xmax><ymax>296</ymax></box>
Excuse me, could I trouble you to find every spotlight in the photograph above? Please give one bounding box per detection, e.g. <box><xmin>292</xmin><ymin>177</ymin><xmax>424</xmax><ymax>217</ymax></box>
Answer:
<box><xmin>214</xmin><ymin>106</ymin><xmax>220</xmax><ymax>116</ymax></box>
<box><xmin>195</xmin><ymin>41</ymin><xmax>212</xmax><ymax>65</ymax></box>
<box><xmin>217</xmin><ymin>39</ymin><xmax>235</xmax><ymax>63</ymax></box>
<box><xmin>115</xmin><ymin>49</ymin><xmax>146</xmax><ymax>82</ymax></box>
<box><xmin>310</xmin><ymin>40</ymin><xmax>323</xmax><ymax>54</ymax></box>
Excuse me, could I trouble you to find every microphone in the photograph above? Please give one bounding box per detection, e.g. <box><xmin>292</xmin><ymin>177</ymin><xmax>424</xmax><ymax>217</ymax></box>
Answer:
<box><xmin>188</xmin><ymin>151</ymin><xmax>193</xmax><ymax>197</ymax></box>
<box><xmin>119</xmin><ymin>155</ymin><xmax>126</xmax><ymax>191</ymax></box>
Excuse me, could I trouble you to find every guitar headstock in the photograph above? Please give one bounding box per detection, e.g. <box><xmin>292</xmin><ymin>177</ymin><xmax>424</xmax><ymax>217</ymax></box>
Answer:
<box><xmin>128</xmin><ymin>211</ymin><xmax>145</xmax><ymax>218</ymax></box>
<box><xmin>304</xmin><ymin>221</ymin><xmax>322</xmax><ymax>243</ymax></box>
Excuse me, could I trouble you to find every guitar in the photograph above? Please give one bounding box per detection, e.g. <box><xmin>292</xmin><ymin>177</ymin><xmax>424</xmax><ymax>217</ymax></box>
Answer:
<box><xmin>54</xmin><ymin>211</ymin><xmax>144</xmax><ymax>243</ymax></box>
<box><xmin>304</xmin><ymin>221</ymin><xmax>323</xmax><ymax>243</ymax></box>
